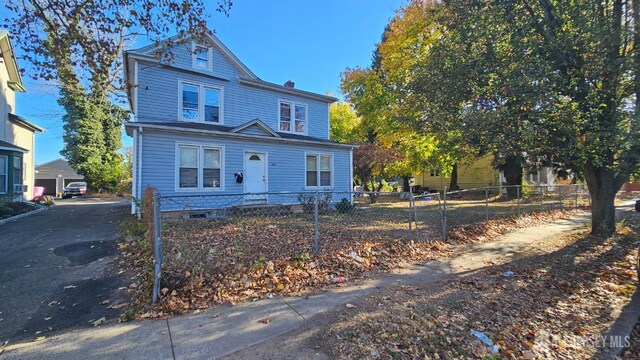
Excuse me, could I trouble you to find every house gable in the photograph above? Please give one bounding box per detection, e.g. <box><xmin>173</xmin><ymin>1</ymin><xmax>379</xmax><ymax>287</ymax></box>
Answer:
<box><xmin>230</xmin><ymin>119</ymin><xmax>280</xmax><ymax>138</ymax></box>
<box><xmin>128</xmin><ymin>33</ymin><xmax>257</xmax><ymax>80</ymax></box>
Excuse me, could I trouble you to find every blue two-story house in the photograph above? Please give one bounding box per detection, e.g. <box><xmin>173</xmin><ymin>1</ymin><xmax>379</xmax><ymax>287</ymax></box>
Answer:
<box><xmin>125</xmin><ymin>32</ymin><xmax>354</xmax><ymax>214</ymax></box>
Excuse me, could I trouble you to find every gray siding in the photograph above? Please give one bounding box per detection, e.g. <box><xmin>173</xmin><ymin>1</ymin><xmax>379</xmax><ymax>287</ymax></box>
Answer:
<box><xmin>135</xmin><ymin>43</ymin><xmax>330</xmax><ymax>139</ymax></box>
<box><xmin>140</xmin><ymin>129</ymin><xmax>351</xmax><ymax>199</ymax></box>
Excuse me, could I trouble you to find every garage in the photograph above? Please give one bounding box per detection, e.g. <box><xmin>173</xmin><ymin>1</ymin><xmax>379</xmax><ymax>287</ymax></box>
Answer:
<box><xmin>35</xmin><ymin>159</ymin><xmax>85</xmax><ymax>197</ymax></box>
<box><xmin>34</xmin><ymin>178</ymin><xmax>57</xmax><ymax>196</ymax></box>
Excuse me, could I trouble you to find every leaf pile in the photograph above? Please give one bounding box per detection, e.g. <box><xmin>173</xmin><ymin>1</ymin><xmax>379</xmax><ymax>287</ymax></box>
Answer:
<box><xmin>448</xmin><ymin>209</ymin><xmax>582</xmax><ymax>244</ymax></box>
<box><xmin>325</xmin><ymin>213</ymin><xmax>640</xmax><ymax>359</ymax></box>
<box><xmin>151</xmin><ymin>237</ymin><xmax>448</xmax><ymax>317</ymax></box>
<box><xmin>123</xmin><ymin>208</ymin><xmax>579</xmax><ymax>318</ymax></box>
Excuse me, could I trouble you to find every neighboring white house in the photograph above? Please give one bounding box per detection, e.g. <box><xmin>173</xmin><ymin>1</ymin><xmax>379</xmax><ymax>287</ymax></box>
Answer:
<box><xmin>0</xmin><ymin>30</ymin><xmax>44</xmax><ymax>202</ymax></box>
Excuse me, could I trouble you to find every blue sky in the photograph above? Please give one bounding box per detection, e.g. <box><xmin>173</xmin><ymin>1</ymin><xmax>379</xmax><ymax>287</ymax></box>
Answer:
<box><xmin>9</xmin><ymin>0</ymin><xmax>404</xmax><ymax>165</ymax></box>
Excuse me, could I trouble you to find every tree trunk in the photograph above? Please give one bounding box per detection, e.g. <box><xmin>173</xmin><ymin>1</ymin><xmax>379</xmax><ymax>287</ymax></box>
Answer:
<box><xmin>583</xmin><ymin>164</ymin><xmax>622</xmax><ymax>236</ymax></box>
<box><xmin>502</xmin><ymin>155</ymin><xmax>523</xmax><ymax>199</ymax></box>
<box><xmin>449</xmin><ymin>163</ymin><xmax>459</xmax><ymax>190</ymax></box>
<box><xmin>402</xmin><ymin>175</ymin><xmax>411</xmax><ymax>192</ymax></box>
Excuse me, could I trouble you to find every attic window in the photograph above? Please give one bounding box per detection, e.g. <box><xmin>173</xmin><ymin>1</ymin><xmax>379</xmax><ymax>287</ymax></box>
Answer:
<box><xmin>193</xmin><ymin>44</ymin><xmax>212</xmax><ymax>70</ymax></box>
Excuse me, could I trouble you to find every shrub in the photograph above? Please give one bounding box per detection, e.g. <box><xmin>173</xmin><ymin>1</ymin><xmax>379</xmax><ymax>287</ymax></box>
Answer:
<box><xmin>35</xmin><ymin>195</ymin><xmax>55</xmax><ymax>206</ymax></box>
<box><xmin>297</xmin><ymin>192</ymin><xmax>332</xmax><ymax>214</ymax></box>
<box><xmin>0</xmin><ymin>207</ymin><xmax>15</xmax><ymax>217</ymax></box>
<box><xmin>521</xmin><ymin>180</ymin><xmax>536</xmax><ymax>200</ymax></box>
<box><xmin>335</xmin><ymin>198</ymin><xmax>356</xmax><ymax>214</ymax></box>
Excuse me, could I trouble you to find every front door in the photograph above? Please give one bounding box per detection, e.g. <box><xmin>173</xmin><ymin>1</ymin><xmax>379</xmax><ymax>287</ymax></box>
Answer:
<box><xmin>244</xmin><ymin>152</ymin><xmax>267</xmax><ymax>202</ymax></box>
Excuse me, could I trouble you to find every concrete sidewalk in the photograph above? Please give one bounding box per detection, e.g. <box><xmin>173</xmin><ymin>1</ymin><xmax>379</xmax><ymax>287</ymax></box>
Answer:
<box><xmin>1</xmin><ymin>213</ymin><xmax>595</xmax><ymax>360</ymax></box>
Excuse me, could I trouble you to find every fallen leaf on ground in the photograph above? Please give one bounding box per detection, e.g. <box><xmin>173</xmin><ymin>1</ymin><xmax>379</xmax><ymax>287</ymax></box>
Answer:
<box><xmin>91</xmin><ymin>317</ymin><xmax>106</xmax><ymax>327</ymax></box>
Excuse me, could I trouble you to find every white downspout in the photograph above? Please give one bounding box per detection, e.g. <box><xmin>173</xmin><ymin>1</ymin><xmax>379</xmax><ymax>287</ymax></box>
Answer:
<box><xmin>131</xmin><ymin>127</ymin><xmax>138</xmax><ymax>214</ymax></box>
<box><xmin>137</xmin><ymin>127</ymin><xmax>143</xmax><ymax>218</ymax></box>
<box><xmin>349</xmin><ymin>147</ymin><xmax>354</xmax><ymax>203</ymax></box>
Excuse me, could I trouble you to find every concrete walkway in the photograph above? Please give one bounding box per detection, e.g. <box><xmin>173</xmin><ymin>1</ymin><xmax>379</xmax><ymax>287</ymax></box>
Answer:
<box><xmin>1</xmin><ymin>212</ymin><xmax>624</xmax><ymax>360</ymax></box>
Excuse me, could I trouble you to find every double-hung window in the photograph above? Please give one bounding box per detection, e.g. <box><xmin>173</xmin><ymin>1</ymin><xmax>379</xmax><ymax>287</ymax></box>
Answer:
<box><xmin>180</xmin><ymin>81</ymin><xmax>223</xmax><ymax>124</ymax></box>
<box><xmin>193</xmin><ymin>44</ymin><xmax>212</xmax><ymax>70</ymax></box>
<box><xmin>178</xmin><ymin>144</ymin><xmax>223</xmax><ymax>190</ymax></box>
<box><xmin>13</xmin><ymin>156</ymin><xmax>22</xmax><ymax>186</ymax></box>
<box><xmin>279</xmin><ymin>100</ymin><xmax>306</xmax><ymax>134</ymax></box>
<box><xmin>306</xmin><ymin>154</ymin><xmax>332</xmax><ymax>188</ymax></box>
<box><xmin>430</xmin><ymin>168</ymin><xmax>441</xmax><ymax>177</ymax></box>
<box><xmin>0</xmin><ymin>155</ymin><xmax>7</xmax><ymax>193</ymax></box>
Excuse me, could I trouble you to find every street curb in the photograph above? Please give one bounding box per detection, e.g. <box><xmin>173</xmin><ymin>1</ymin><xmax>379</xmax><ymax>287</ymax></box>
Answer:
<box><xmin>599</xmin><ymin>289</ymin><xmax>640</xmax><ymax>359</ymax></box>
<box><xmin>0</xmin><ymin>205</ymin><xmax>47</xmax><ymax>226</ymax></box>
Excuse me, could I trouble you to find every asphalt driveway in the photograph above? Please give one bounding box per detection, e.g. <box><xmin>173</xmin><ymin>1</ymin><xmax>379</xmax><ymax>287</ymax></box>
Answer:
<box><xmin>0</xmin><ymin>197</ymin><xmax>130</xmax><ymax>346</ymax></box>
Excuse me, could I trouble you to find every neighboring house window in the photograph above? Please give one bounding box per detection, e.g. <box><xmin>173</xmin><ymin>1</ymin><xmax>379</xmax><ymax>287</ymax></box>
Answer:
<box><xmin>13</xmin><ymin>156</ymin><xmax>22</xmax><ymax>186</ymax></box>
<box><xmin>179</xmin><ymin>81</ymin><xmax>223</xmax><ymax>123</ymax></box>
<box><xmin>430</xmin><ymin>169</ymin><xmax>441</xmax><ymax>177</ymax></box>
<box><xmin>178</xmin><ymin>144</ymin><xmax>223</xmax><ymax>190</ymax></box>
<box><xmin>193</xmin><ymin>44</ymin><xmax>211</xmax><ymax>70</ymax></box>
<box><xmin>279</xmin><ymin>100</ymin><xmax>306</xmax><ymax>134</ymax></box>
<box><xmin>306</xmin><ymin>154</ymin><xmax>332</xmax><ymax>188</ymax></box>
<box><xmin>0</xmin><ymin>155</ymin><xmax>7</xmax><ymax>193</ymax></box>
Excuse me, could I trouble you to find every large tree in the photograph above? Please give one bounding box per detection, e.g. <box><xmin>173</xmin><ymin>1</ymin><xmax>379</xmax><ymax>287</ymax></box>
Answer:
<box><xmin>363</xmin><ymin>0</ymin><xmax>639</xmax><ymax>234</ymax></box>
<box><xmin>418</xmin><ymin>0</ymin><xmax>640</xmax><ymax>235</ymax></box>
<box><xmin>4</xmin><ymin>0</ymin><xmax>231</xmax><ymax>191</ymax></box>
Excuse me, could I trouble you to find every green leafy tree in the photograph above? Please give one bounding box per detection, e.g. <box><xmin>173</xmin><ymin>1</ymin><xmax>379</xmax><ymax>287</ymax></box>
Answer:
<box><xmin>372</xmin><ymin>1</ymin><xmax>474</xmax><ymax>190</ymax></box>
<box><xmin>428</xmin><ymin>0</ymin><xmax>640</xmax><ymax>235</ymax></box>
<box><xmin>329</xmin><ymin>102</ymin><xmax>361</xmax><ymax>144</ymax></box>
<box><xmin>4</xmin><ymin>0</ymin><xmax>232</xmax><ymax>191</ymax></box>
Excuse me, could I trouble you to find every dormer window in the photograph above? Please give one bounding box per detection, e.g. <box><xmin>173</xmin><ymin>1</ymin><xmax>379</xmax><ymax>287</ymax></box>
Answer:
<box><xmin>279</xmin><ymin>100</ymin><xmax>306</xmax><ymax>134</ymax></box>
<box><xmin>193</xmin><ymin>43</ymin><xmax>212</xmax><ymax>70</ymax></box>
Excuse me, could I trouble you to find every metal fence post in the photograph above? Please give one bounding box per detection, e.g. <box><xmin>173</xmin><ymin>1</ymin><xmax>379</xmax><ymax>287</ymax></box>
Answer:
<box><xmin>314</xmin><ymin>191</ymin><xmax>319</xmax><ymax>255</ymax></box>
<box><xmin>539</xmin><ymin>185</ymin><xmax>544</xmax><ymax>206</ymax></box>
<box><xmin>516</xmin><ymin>186</ymin><xmax>521</xmax><ymax>217</ymax></box>
<box><xmin>485</xmin><ymin>187</ymin><xmax>489</xmax><ymax>221</ymax></box>
<box><xmin>409</xmin><ymin>190</ymin><xmax>419</xmax><ymax>240</ymax></box>
<box><xmin>152</xmin><ymin>190</ymin><xmax>162</xmax><ymax>304</ymax></box>
<box><xmin>442</xmin><ymin>186</ymin><xmax>448</xmax><ymax>241</ymax></box>
<box><xmin>559</xmin><ymin>185</ymin><xmax>563</xmax><ymax>209</ymax></box>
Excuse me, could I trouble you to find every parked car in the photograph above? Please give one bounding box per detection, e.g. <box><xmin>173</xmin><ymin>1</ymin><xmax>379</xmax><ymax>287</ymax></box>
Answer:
<box><xmin>62</xmin><ymin>182</ymin><xmax>87</xmax><ymax>198</ymax></box>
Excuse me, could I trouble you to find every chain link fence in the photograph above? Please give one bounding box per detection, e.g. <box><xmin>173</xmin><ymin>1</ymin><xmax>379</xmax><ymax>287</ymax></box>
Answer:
<box><xmin>146</xmin><ymin>184</ymin><xmax>588</xmax><ymax>302</ymax></box>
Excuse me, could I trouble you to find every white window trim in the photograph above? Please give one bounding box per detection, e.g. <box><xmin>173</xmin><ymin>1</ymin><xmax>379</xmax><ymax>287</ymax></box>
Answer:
<box><xmin>278</xmin><ymin>99</ymin><xmax>308</xmax><ymax>135</ymax></box>
<box><xmin>304</xmin><ymin>152</ymin><xmax>334</xmax><ymax>189</ymax></box>
<box><xmin>175</xmin><ymin>142</ymin><xmax>225</xmax><ymax>192</ymax></box>
<box><xmin>178</xmin><ymin>80</ymin><xmax>224</xmax><ymax>124</ymax></box>
<box><xmin>0</xmin><ymin>155</ymin><xmax>7</xmax><ymax>194</ymax></box>
<box><xmin>191</xmin><ymin>41</ymin><xmax>213</xmax><ymax>71</ymax></box>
